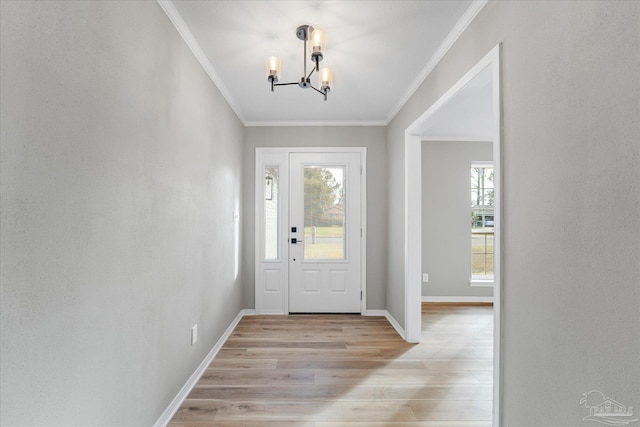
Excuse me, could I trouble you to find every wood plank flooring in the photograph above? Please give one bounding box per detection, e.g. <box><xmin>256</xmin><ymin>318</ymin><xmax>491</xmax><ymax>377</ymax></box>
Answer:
<box><xmin>169</xmin><ymin>303</ymin><xmax>493</xmax><ymax>426</ymax></box>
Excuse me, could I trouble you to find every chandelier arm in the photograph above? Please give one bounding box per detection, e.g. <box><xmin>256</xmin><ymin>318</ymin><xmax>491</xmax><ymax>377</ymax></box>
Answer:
<box><xmin>306</xmin><ymin>67</ymin><xmax>316</xmax><ymax>81</ymax></box>
<box><xmin>310</xmin><ymin>85</ymin><xmax>325</xmax><ymax>95</ymax></box>
<box><xmin>274</xmin><ymin>82</ymin><xmax>300</xmax><ymax>86</ymax></box>
<box><xmin>310</xmin><ymin>85</ymin><xmax>328</xmax><ymax>101</ymax></box>
<box><xmin>303</xmin><ymin>35</ymin><xmax>307</xmax><ymax>78</ymax></box>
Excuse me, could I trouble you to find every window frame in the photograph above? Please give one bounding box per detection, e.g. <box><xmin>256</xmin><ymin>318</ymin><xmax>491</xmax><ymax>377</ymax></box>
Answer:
<box><xmin>470</xmin><ymin>161</ymin><xmax>495</xmax><ymax>286</ymax></box>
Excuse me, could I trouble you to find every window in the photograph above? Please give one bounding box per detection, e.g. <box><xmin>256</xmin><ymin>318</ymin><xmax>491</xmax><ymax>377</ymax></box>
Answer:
<box><xmin>471</xmin><ymin>163</ymin><xmax>494</xmax><ymax>282</ymax></box>
<box><xmin>303</xmin><ymin>166</ymin><xmax>345</xmax><ymax>260</ymax></box>
<box><xmin>264</xmin><ymin>166</ymin><xmax>279</xmax><ymax>260</ymax></box>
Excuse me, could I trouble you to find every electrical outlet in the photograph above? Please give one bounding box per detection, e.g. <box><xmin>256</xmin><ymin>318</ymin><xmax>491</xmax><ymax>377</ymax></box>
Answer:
<box><xmin>191</xmin><ymin>324</ymin><xmax>198</xmax><ymax>345</ymax></box>
<box><xmin>422</xmin><ymin>273</ymin><xmax>429</xmax><ymax>283</ymax></box>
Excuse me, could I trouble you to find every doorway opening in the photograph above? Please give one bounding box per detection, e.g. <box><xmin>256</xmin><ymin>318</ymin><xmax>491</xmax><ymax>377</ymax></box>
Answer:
<box><xmin>404</xmin><ymin>44</ymin><xmax>502</xmax><ymax>425</ymax></box>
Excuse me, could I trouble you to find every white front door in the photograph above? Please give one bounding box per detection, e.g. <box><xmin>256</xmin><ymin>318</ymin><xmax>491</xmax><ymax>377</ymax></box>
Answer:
<box><xmin>254</xmin><ymin>148</ymin><xmax>365</xmax><ymax>315</ymax></box>
<box><xmin>288</xmin><ymin>152</ymin><xmax>362</xmax><ymax>313</ymax></box>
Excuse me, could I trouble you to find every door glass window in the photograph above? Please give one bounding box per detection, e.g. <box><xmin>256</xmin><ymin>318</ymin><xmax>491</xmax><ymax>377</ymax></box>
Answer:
<box><xmin>264</xmin><ymin>166</ymin><xmax>279</xmax><ymax>260</ymax></box>
<box><xmin>303</xmin><ymin>166</ymin><xmax>345</xmax><ymax>260</ymax></box>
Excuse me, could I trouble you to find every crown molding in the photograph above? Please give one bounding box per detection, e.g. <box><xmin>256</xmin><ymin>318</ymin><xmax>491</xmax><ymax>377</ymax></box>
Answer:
<box><xmin>245</xmin><ymin>120</ymin><xmax>387</xmax><ymax>127</ymax></box>
<box><xmin>421</xmin><ymin>136</ymin><xmax>493</xmax><ymax>142</ymax></box>
<box><xmin>157</xmin><ymin>0</ymin><xmax>247</xmax><ymax>125</ymax></box>
<box><xmin>384</xmin><ymin>0</ymin><xmax>488</xmax><ymax>125</ymax></box>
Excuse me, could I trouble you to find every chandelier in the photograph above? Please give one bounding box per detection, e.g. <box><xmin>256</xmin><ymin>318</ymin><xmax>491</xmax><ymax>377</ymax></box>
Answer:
<box><xmin>266</xmin><ymin>25</ymin><xmax>333</xmax><ymax>101</ymax></box>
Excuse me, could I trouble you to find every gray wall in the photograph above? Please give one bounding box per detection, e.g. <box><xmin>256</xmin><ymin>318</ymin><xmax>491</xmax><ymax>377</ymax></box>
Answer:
<box><xmin>422</xmin><ymin>141</ymin><xmax>493</xmax><ymax>298</ymax></box>
<box><xmin>384</xmin><ymin>124</ymin><xmax>406</xmax><ymax>327</ymax></box>
<box><xmin>243</xmin><ymin>126</ymin><xmax>387</xmax><ymax>310</ymax></box>
<box><xmin>388</xmin><ymin>1</ymin><xmax>639</xmax><ymax>425</ymax></box>
<box><xmin>0</xmin><ymin>1</ymin><xmax>244</xmax><ymax>425</ymax></box>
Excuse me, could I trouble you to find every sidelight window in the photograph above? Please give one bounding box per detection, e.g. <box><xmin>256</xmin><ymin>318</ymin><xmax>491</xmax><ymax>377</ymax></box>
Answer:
<box><xmin>264</xmin><ymin>166</ymin><xmax>279</xmax><ymax>260</ymax></box>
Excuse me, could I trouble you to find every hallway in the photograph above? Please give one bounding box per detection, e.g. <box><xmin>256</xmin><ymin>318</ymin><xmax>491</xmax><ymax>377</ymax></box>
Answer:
<box><xmin>169</xmin><ymin>303</ymin><xmax>493</xmax><ymax>426</ymax></box>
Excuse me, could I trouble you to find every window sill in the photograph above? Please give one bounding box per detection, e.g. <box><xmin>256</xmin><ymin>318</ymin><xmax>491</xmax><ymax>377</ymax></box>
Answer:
<box><xmin>469</xmin><ymin>278</ymin><xmax>494</xmax><ymax>287</ymax></box>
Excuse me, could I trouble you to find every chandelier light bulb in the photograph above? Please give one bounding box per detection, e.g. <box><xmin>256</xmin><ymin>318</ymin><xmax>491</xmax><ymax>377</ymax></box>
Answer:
<box><xmin>320</xmin><ymin>67</ymin><xmax>333</xmax><ymax>88</ymax></box>
<box><xmin>311</xmin><ymin>29</ymin><xmax>325</xmax><ymax>52</ymax></box>
<box><xmin>266</xmin><ymin>56</ymin><xmax>281</xmax><ymax>81</ymax></box>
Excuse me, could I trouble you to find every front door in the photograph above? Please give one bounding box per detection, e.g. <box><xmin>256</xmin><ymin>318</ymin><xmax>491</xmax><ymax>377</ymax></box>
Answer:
<box><xmin>255</xmin><ymin>148</ymin><xmax>364</xmax><ymax>314</ymax></box>
<box><xmin>288</xmin><ymin>152</ymin><xmax>362</xmax><ymax>313</ymax></box>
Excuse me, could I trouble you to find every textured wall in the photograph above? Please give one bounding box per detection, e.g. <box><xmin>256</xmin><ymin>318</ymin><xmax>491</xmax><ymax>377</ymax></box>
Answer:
<box><xmin>422</xmin><ymin>140</ymin><xmax>494</xmax><ymax>299</ymax></box>
<box><xmin>243</xmin><ymin>126</ymin><xmax>388</xmax><ymax>310</ymax></box>
<box><xmin>0</xmin><ymin>1</ymin><xmax>244</xmax><ymax>425</ymax></box>
<box><xmin>387</xmin><ymin>1</ymin><xmax>639</xmax><ymax>425</ymax></box>
<box><xmin>384</xmin><ymin>124</ymin><xmax>406</xmax><ymax>327</ymax></box>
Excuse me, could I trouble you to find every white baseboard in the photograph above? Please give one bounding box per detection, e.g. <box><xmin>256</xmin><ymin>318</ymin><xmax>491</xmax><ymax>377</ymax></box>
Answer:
<box><xmin>366</xmin><ymin>309</ymin><xmax>407</xmax><ymax>341</ymax></box>
<box><xmin>422</xmin><ymin>296</ymin><xmax>493</xmax><ymax>303</ymax></box>
<box><xmin>384</xmin><ymin>311</ymin><xmax>407</xmax><ymax>341</ymax></box>
<box><xmin>364</xmin><ymin>309</ymin><xmax>387</xmax><ymax>317</ymax></box>
<box><xmin>153</xmin><ymin>309</ymin><xmax>247</xmax><ymax>427</ymax></box>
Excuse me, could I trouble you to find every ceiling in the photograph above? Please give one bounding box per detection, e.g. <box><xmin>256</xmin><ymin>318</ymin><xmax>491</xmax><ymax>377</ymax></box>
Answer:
<box><xmin>417</xmin><ymin>64</ymin><xmax>493</xmax><ymax>140</ymax></box>
<box><xmin>160</xmin><ymin>0</ymin><xmax>487</xmax><ymax>126</ymax></box>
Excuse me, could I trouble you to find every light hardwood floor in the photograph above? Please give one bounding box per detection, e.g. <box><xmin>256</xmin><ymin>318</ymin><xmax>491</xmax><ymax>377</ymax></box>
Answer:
<box><xmin>169</xmin><ymin>303</ymin><xmax>493</xmax><ymax>426</ymax></box>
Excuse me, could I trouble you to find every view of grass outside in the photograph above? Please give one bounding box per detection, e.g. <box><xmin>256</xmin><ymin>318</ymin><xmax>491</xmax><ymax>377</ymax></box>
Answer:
<box><xmin>472</xmin><ymin>229</ymin><xmax>494</xmax><ymax>276</ymax></box>
<box><xmin>304</xmin><ymin>226</ymin><xmax>344</xmax><ymax>259</ymax></box>
<box><xmin>304</xmin><ymin>226</ymin><xmax>343</xmax><ymax>237</ymax></box>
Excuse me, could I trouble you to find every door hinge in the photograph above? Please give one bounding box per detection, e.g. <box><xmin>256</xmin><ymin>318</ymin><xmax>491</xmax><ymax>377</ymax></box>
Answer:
<box><xmin>360</xmin><ymin>291</ymin><xmax>363</xmax><ymax>300</ymax></box>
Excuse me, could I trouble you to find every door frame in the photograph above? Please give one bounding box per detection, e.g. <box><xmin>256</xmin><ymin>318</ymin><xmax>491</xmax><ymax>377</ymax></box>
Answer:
<box><xmin>404</xmin><ymin>44</ymin><xmax>502</xmax><ymax>425</ymax></box>
<box><xmin>254</xmin><ymin>147</ymin><xmax>367</xmax><ymax>315</ymax></box>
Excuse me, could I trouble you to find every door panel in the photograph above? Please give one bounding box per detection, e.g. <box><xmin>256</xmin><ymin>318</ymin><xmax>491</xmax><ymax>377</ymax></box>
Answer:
<box><xmin>289</xmin><ymin>152</ymin><xmax>361</xmax><ymax>313</ymax></box>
